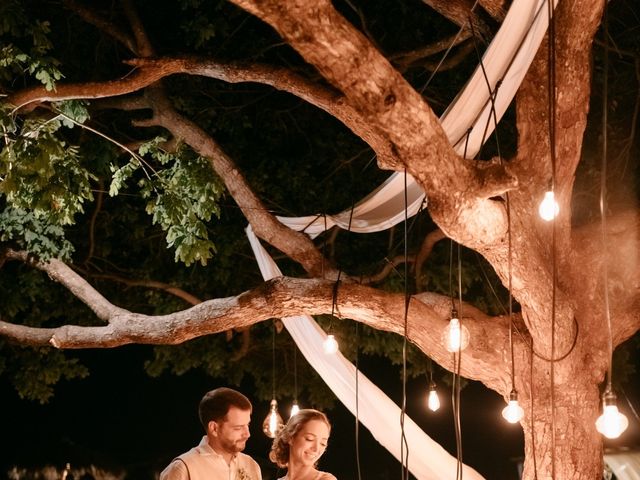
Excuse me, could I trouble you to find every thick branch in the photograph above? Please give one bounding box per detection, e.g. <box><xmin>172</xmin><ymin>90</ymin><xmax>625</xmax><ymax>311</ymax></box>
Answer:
<box><xmin>140</xmin><ymin>88</ymin><xmax>333</xmax><ymax>277</ymax></box>
<box><xmin>415</xmin><ymin>228</ymin><xmax>447</xmax><ymax>289</ymax></box>
<box><xmin>0</xmin><ymin>274</ymin><xmax>509</xmax><ymax>388</ymax></box>
<box><xmin>4</xmin><ymin>250</ymin><xmax>129</xmax><ymax>321</ymax></box>
<box><xmin>6</xmin><ymin>68</ymin><xmax>168</xmax><ymax>112</ymax></box>
<box><xmin>63</xmin><ymin>0</ymin><xmax>137</xmax><ymax>54</ymax></box>
<box><xmin>229</xmin><ymin>0</ymin><xmax>517</xmax><ymax>248</ymax></box>
<box><xmin>571</xmin><ymin>211</ymin><xmax>640</xmax><ymax>347</ymax></box>
<box><xmin>126</xmin><ymin>56</ymin><xmax>399</xmax><ymax>166</ymax></box>
<box><xmin>422</xmin><ymin>0</ymin><xmax>492</xmax><ymax>41</ymax></box>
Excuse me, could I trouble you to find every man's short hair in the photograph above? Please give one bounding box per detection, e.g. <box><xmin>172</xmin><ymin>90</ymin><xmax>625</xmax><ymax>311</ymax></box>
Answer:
<box><xmin>198</xmin><ymin>387</ymin><xmax>252</xmax><ymax>429</ymax></box>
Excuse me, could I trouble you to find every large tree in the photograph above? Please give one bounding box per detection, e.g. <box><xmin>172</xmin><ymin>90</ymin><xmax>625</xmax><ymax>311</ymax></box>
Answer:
<box><xmin>1</xmin><ymin>0</ymin><xmax>639</xmax><ymax>479</ymax></box>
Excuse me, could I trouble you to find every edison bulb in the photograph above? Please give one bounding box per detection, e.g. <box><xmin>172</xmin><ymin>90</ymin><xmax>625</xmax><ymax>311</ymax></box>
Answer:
<box><xmin>427</xmin><ymin>383</ymin><xmax>440</xmax><ymax>412</ymax></box>
<box><xmin>323</xmin><ymin>334</ymin><xmax>339</xmax><ymax>354</ymax></box>
<box><xmin>596</xmin><ymin>392</ymin><xmax>629</xmax><ymax>439</ymax></box>
<box><xmin>262</xmin><ymin>399</ymin><xmax>284</xmax><ymax>438</ymax></box>
<box><xmin>442</xmin><ymin>317</ymin><xmax>469</xmax><ymax>352</ymax></box>
<box><xmin>290</xmin><ymin>401</ymin><xmax>300</xmax><ymax>418</ymax></box>
<box><xmin>502</xmin><ymin>391</ymin><xmax>524</xmax><ymax>423</ymax></box>
<box><xmin>538</xmin><ymin>191</ymin><xmax>559</xmax><ymax>221</ymax></box>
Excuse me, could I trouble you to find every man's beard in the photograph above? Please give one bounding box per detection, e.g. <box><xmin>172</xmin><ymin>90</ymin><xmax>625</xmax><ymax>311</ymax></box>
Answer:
<box><xmin>221</xmin><ymin>437</ymin><xmax>246</xmax><ymax>454</ymax></box>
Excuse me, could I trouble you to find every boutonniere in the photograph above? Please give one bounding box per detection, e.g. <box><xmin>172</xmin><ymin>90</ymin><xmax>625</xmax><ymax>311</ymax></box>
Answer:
<box><xmin>237</xmin><ymin>467</ymin><xmax>253</xmax><ymax>480</ymax></box>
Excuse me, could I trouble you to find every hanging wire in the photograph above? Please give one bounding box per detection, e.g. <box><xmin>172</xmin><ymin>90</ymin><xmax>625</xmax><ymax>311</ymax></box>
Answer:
<box><xmin>293</xmin><ymin>345</ymin><xmax>298</xmax><ymax>404</ymax></box>
<box><xmin>454</xmin><ymin>242</ymin><xmax>464</xmax><ymax>480</ymax></box>
<box><xmin>271</xmin><ymin>321</ymin><xmax>276</xmax><ymax>400</ymax></box>
<box><xmin>529</xmin><ymin>336</ymin><xmax>539</xmax><ymax>479</ymax></box>
<box><xmin>546</xmin><ymin>0</ymin><xmax>559</xmax><ymax>476</ymax></box>
<box><xmin>400</xmin><ymin>169</ymin><xmax>410</xmax><ymax>480</ymax></box>
<box><xmin>600</xmin><ymin>0</ymin><xmax>614</xmax><ymax>397</ymax></box>
<box><xmin>448</xmin><ymin>130</ymin><xmax>472</xmax><ymax>480</ymax></box>
<box><xmin>355</xmin><ymin>321</ymin><xmax>362</xmax><ymax>480</ymax></box>
<box><xmin>467</xmin><ymin>19</ymin><xmax>504</xmax><ymax>162</ymax></box>
<box><xmin>419</xmin><ymin>0</ymin><xmax>481</xmax><ymax>94</ymax></box>
<box><xmin>507</xmin><ymin>195</ymin><xmax>515</xmax><ymax>392</ymax></box>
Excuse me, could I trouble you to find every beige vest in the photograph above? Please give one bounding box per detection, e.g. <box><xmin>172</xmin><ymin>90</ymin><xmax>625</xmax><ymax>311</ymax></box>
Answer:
<box><xmin>178</xmin><ymin>436</ymin><xmax>262</xmax><ymax>480</ymax></box>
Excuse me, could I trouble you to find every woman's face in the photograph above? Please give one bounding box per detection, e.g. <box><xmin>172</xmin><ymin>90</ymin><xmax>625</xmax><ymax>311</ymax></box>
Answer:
<box><xmin>289</xmin><ymin>419</ymin><xmax>330</xmax><ymax>467</ymax></box>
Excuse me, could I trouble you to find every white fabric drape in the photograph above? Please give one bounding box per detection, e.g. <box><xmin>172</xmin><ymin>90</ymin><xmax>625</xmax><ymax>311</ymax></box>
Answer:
<box><xmin>247</xmin><ymin>226</ymin><xmax>485</xmax><ymax>480</ymax></box>
<box><xmin>246</xmin><ymin>1</ymin><xmax>559</xmax><ymax>478</ymax></box>
<box><xmin>275</xmin><ymin>0</ymin><xmax>553</xmax><ymax>237</ymax></box>
<box><xmin>605</xmin><ymin>451</ymin><xmax>640</xmax><ymax>480</ymax></box>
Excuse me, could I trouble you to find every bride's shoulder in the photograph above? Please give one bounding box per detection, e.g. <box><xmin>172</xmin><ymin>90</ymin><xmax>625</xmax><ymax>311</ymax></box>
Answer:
<box><xmin>317</xmin><ymin>472</ymin><xmax>337</xmax><ymax>480</ymax></box>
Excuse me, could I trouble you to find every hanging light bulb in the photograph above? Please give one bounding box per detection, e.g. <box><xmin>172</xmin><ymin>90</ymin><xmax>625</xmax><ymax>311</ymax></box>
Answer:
<box><xmin>502</xmin><ymin>390</ymin><xmax>524</xmax><ymax>424</ymax></box>
<box><xmin>427</xmin><ymin>381</ymin><xmax>440</xmax><ymax>412</ymax></box>
<box><xmin>262</xmin><ymin>399</ymin><xmax>284</xmax><ymax>438</ymax></box>
<box><xmin>596</xmin><ymin>390</ymin><xmax>629</xmax><ymax>439</ymax></box>
<box><xmin>290</xmin><ymin>400</ymin><xmax>300</xmax><ymax>418</ymax></box>
<box><xmin>442</xmin><ymin>310</ymin><xmax>469</xmax><ymax>352</ymax></box>
<box><xmin>538</xmin><ymin>190</ymin><xmax>559</xmax><ymax>221</ymax></box>
<box><xmin>323</xmin><ymin>334</ymin><xmax>339</xmax><ymax>354</ymax></box>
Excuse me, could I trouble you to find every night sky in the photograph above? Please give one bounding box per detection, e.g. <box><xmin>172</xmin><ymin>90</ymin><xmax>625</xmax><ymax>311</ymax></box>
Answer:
<box><xmin>1</xmin><ymin>344</ymin><xmax>638</xmax><ymax>480</ymax></box>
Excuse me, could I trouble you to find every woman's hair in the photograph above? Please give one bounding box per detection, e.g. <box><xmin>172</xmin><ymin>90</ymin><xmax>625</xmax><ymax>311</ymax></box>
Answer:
<box><xmin>269</xmin><ymin>409</ymin><xmax>331</xmax><ymax>468</ymax></box>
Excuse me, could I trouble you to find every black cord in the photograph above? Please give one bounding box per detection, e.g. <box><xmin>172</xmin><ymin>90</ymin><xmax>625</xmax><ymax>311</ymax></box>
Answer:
<box><xmin>419</xmin><ymin>0</ymin><xmax>481</xmax><ymax>95</ymax></box>
<box><xmin>293</xmin><ymin>346</ymin><xmax>298</xmax><ymax>406</ymax></box>
<box><xmin>355</xmin><ymin>322</ymin><xmax>362</xmax><ymax>480</ymax></box>
<box><xmin>600</xmin><ymin>0</ymin><xmax>613</xmax><ymax>396</ymax></box>
<box><xmin>271</xmin><ymin>322</ymin><xmax>276</xmax><ymax>400</ymax></box>
<box><xmin>468</xmin><ymin>17</ymin><xmax>504</xmax><ymax>162</ymax></box>
<box><xmin>529</xmin><ymin>340</ymin><xmax>539</xmax><ymax>479</ymax></box>
<box><xmin>507</xmin><ymin>193</ymin><xmax>515</xmax><ymax>392</ymax></box>
<box><xmin>400</xmin><ymin>169</ymin><xmax>410</xmax><ymax>480</ymax></box>
<box><xmin>455</xmin><ymin>243</ymin><xmax>464</xmax><ymax>480</ymax></box>
<box><xmin>547</xmin><ymin>0</ymin><xmax>558</xmax><ymax>477</ymax></box>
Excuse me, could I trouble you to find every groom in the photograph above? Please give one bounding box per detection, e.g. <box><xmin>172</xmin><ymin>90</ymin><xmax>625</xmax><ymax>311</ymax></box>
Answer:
<box><xmin>160</xmin><ymin>387</ymin><xmax>262</xmax><ymax>480</ymax></box>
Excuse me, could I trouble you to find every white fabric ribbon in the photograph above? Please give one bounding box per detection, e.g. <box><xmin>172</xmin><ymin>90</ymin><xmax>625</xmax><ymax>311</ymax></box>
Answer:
<box><xmin>275</xmin><ymin>0</ymin><xmax>552</xmax><ymax>237</ymax></box>
<box><xmin>247</xmin><ymin>226</ymin><xmax>485</xmax><ymax>480</ymax></box>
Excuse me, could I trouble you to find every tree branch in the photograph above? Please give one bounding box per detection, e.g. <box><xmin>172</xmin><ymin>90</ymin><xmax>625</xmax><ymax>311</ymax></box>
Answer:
<box><xmin>125</xmin><ymin>56</ymin><xmax>400</xmax><ymax>166</ymax></box>
<box><xmin>63</xmin><ymin>0</ymin><xmax>138</xmax><ymax>54</ymax></box>
<box><xmin>2</xmin><ymin>250</ymin><xmax>510</xmax><ymax>389</ymax></box>
<box><xmin>80</xmin><ymin>271</ymin><xmax>203</xmax><ymax>306</ymax></box>
<box><xmin>138</xmin><ymin>87</ymin><xmax>335</xmax><ymax>278</ymax></box>
<box><xmin>4</xmin><ymin>249</ymin><xmax>129</xmax><ymax>321</ymax></box>
<box><xmin>415</xmin><ymin>228</ymin><xmax>447</xmax><ymax>289</ymax></box>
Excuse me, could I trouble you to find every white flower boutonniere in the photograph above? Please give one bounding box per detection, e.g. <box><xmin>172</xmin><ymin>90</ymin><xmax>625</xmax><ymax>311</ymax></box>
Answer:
<box><xmin>237</xmin><ymin>467</ymin><xmax>253</xmax><ymax>480</ymax></box>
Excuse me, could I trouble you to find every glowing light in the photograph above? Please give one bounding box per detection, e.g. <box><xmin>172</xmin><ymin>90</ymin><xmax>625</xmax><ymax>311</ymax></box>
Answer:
<box><xmin>442</xmin><ymin>315</ymin><xmax>469</xmax><ymax>352</ymax></box>
<box><xmin>427</xmin><ymin>383</ymin><xmax>440</xmax><ymax>412</ymax></box>
<box><xmin>596</xmin><ymin>391</ymin><xmax>629</xmax><ymax>439</ymax></box>
<box><xmin>262</xmin><ymin>399</ymin><xmax>284</xmax><ymax>438</ymax></box>
<box><xmin>538</xmin><ymin>191</ymin><xmax>559</xmax><ymax>221</ymax></box>
<box><xmin>323</xmin><ymin>334</ymin><xmax>339</xmax><ymax>354</ymax></box>
<box><xmin>501</xmin><ymin>391</ymin><xmax>524</xmax><ymax>423</ymax></box>
<box><xmin>290</xmin><ymin>401</ymin><xmax>300</xmax><ymax>418</ymax></box>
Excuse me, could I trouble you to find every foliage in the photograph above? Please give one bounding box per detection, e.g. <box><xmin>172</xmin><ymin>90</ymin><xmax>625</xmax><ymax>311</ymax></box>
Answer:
<box><xmin>109</xmin><ymin>137</ymin><xmax>225</xmax><ymax>266</ymax></box>
<box><xmin>0</xmin><ymin>0</ymin><xmax>63</xmax><ymax>91</ymax></box>
<box><xmin>2</xmin><ymin>345</ymin><xmax>88</xmax><ymax>403</ymax></box>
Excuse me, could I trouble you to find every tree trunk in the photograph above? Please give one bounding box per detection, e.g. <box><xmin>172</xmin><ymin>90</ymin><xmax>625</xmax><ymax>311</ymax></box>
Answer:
<box><xmin>520</xmin><ymin>360</ymin><xmax>604</xmax><ymax>480</ymax></box>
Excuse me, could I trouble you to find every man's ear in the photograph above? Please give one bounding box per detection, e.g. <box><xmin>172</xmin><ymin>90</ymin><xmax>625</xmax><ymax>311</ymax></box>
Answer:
<box><xmin>208</xmin><ymin>420</ymin><xmax>218</xmax><ymax>437</ymax></box>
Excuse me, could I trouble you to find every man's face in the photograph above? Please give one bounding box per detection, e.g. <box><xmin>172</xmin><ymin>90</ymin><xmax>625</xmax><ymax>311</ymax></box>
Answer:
<box><xmin>210</xmin><ymin>406</ymin><xmax>251</xmax><ymax>455</ymax></box>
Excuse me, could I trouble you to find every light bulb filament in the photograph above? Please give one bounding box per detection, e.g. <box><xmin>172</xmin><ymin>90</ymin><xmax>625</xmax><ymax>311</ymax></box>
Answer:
<box><xmin>442</xmin><ymin>317</ymin><xmax>469</xmax><ymax>352</ymax></box>
<box><xmin>596</xmin><ymin>392</ymin><xmax>628</xmax><ymax>439</ymax></box>
<box><xmin>427</xmin><ymin>387</ymin><xmax>440</xmax><ymax>412</ymax></box>
<box><xmin>323</xmin><ymin>334</ymin><xmax>339</xmax><ymax>354</ymax></box>
<box><xmin>539</xmin><ymin>190</ymin><xmax>559</xmax><ymax>221</ymax></box>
